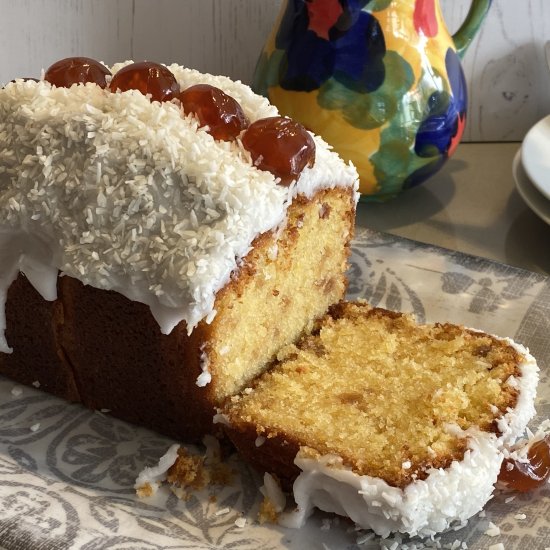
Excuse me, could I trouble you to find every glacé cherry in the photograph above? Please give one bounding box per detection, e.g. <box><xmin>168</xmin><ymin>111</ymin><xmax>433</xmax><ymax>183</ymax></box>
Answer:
<box><xmin>178</xmin><ymin>84</ymin><xmax>249</xmax><ymax>141</ymax></box>
<box><xmin>109</xmin><ymin>61</ymin><xmax>180</xmax><ymax>102</ymax></box>
<box><xmin>499</xmin><ymin>435</ymin><xmax>550</xmax><ymax>492</ymax></box>
<box><xmin>44</xmin><ymin>57</ymin><xmax>111</xmax><ymax>88</ymax></box>
<box><xmin>241</xmin><ymin>116</ymin><xmax>315</xmax><ymax>185</ymax></box>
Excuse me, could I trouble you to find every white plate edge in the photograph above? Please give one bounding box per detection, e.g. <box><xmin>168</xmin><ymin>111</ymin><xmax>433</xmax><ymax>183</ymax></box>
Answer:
<box><xmin>513</xmin><ymin>148</ymin><xmax>550</xmax><ymax>225</ymax></box>
<box><xmin>521</xmin><ymin>114</ymin><xmax>550</xmax><ymax>200</ymax></box>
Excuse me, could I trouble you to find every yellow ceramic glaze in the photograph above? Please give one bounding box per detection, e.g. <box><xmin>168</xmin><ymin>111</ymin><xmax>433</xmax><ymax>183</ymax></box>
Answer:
<box><xmin>253</xmin><ymin>0</ymin><xmax>492</xmax><ymax>200</ymax></box>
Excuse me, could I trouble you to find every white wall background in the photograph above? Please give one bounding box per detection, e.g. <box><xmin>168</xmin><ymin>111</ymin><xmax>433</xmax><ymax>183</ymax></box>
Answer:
<box><xmin>0</xmin><ymin>0</ymin><xmax>549</xmax><ymax>141</ymax></box>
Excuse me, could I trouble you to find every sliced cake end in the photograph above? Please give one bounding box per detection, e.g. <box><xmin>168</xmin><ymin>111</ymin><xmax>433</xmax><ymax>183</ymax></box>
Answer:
<box><xmin>224</xmin><ymin>301</ymin><xmax>539</xmax><ymax>537</ymax></box>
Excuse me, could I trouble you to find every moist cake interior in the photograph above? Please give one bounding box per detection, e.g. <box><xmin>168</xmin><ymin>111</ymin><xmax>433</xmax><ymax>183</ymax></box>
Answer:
<box><xmin>226</xmin><ymin>301</ymin><xmax>521</xmax><ymax>488</ymax></box>
<box><xmin>206</xmin><ymin>188</ymin><xmax>355</xmax><ymax>401</ymax></box>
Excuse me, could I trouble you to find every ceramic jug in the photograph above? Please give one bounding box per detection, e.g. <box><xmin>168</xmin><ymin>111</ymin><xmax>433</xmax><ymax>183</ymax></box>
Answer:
<box><xmin>253</xmin><ymin>0</ymin><xmax>492</xmax><ymax>200</ymax></box>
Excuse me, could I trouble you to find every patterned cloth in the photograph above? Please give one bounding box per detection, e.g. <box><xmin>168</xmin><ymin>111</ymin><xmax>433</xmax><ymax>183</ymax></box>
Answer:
<box><xmin>1</xmin><ymin>228</ymin><xmax>548</xmax><ymax>549</ymax></box>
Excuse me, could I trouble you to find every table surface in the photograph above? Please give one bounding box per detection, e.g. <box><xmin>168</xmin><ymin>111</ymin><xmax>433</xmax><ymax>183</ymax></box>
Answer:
<box><xmin>355</xmin><ymin>142</ymin><xmax>550</xmax><ymax>276</ymax></box>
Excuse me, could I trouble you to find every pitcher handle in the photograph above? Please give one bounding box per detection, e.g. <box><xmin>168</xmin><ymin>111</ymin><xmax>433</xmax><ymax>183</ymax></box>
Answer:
<box><xmin>451</xmin><ymin>0</ymin><xmax>492</xmax><ymax>59</ymax></box>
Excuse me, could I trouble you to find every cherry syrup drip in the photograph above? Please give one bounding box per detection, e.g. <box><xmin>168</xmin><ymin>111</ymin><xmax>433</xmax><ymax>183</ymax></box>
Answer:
<box><xmin>499</xmin><ymin>435</ymin><xmax>550</xmax><ymax>492</ymax></box>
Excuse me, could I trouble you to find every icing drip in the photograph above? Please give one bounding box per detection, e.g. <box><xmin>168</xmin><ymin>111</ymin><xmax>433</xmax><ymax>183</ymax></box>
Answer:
<box><xmin>281</xmin><ymin>431</ymin><xmax>502</xmax><ymax>538</ymax></box>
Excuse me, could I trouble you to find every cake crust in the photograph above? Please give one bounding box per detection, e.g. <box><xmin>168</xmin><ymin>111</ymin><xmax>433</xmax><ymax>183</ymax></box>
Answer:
<box><xmin>58</xmin><ymin>275</ymin><xmax>217</xmax><ymax>441</ymax></box>
<box><xmin>1</xmin><ymin>274</ymin><xmax>80</xmax><ymax>402</ymax></box>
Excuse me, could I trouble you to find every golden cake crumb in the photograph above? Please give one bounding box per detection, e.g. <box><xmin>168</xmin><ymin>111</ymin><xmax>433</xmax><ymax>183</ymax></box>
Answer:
<box><xmin>136</xmin><ymin>482</ymin><xmax>155</xmax><ymax>498</ymax></box>
<box><xmin>138</xmin><ymin>442</ymin><xmax>237</xmax><ymax>503</ymax></box>
<box><xmin>167</xmin><ymin>447</ymin><xmax>209</xmax><ymax>490</ymax></box>
<box><xmin>258</xmin><ymin>497</ymin><xmax>280</xmax><ymax>524</ymax></box>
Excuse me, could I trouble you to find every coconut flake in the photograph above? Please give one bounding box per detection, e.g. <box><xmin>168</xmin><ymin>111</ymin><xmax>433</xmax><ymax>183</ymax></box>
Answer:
<box><xmin>196</xmin><ymin>351</ymin><xmax>212</xmax><ymax>387</ymax></box>
<box><xmin>484</xmin><ymin>522</ymin><xmax>500</xmax><ymax>537</ymax></box>
<box><xmin>260</xmin><ymin>473</ymin><xmax>286</xmax><ymax>513</ymax></box>
<box><xmin>134</xmin><ymin>443</ymin><xmax>180</xmax><ymax>493</ymax></box>
<box><xmin>234</xmin><ymin>517</ymin><xmax>246</xmax><ymax>528</ymax></box>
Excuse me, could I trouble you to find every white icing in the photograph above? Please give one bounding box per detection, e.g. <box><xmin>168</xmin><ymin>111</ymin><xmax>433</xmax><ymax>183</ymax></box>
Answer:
<box><xmin>261</xmin><ymin>472</ymin><xmax>286</xmax><ymax>513</ymax></box>
<box><xmin>134</xmin><ymin>443</ymin><xmax>180</xmax><ymax>492</ymax></box>
<box><xmin>0</xmin><ymin>65</ymin><xmax>359</xmax><ymax>351</ymax></box>
<box><xmin>212</xmin><ymin>410</ymin><xmax>230</xmax><ymax>426</ymax></box>
<box><xmin>280</xmin><ymin>338</ymin><xmax>539</xmax><ymax>538</ymax></box>
<box><xmin>496</xmin><ymin>339</ymin><xmax>538</xmax><ymax>446</ymax></box>
<box><xmin>196</xmin><ymin>347</ymin><xmax>211</xmax><ymax>387</ymax></box>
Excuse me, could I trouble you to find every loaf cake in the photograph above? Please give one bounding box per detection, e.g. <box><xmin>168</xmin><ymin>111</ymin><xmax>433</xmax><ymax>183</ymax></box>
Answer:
<box><xmin>224</xmin><ymin>301</ymin><xmax>539</xmax><ymax>537</ymax></box>
<box><xmin>2</xmin><ymin>60</ymin><xmax>541</xmax><ymax>539</ymax></box>
<box><xmin>0</xmin><ymin>59</ymin><xmax>359</xmax><ymax>441</ymax></box>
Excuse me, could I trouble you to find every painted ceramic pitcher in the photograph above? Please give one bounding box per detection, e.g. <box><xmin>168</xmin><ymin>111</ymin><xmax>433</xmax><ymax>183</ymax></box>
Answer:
<box><xmin>253</xmin><ymin>0</ymin><xmax>492</xmax><ymax>200</ymax></box>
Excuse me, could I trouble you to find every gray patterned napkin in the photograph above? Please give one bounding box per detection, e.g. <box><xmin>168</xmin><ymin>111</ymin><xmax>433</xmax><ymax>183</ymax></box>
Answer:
<box><xmin>1</xmin><ymin>228</ymin><xmax>549</xmax><ymax>549</ymax></box>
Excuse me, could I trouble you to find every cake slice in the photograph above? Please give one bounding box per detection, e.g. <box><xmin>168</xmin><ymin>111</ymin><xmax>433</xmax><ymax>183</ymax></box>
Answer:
<box><xmin>224</xmin><ymin>301</ymin><xmax>539</xmax><ymax>537</ymax></box>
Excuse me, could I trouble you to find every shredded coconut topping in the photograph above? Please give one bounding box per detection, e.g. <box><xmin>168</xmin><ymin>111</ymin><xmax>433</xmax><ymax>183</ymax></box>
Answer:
<box><xmin>234</xmin><ymin>517</ymin><xmax>247</xmax><ymax>528</ymax></box>
<box><xmin>0</xmin><ymin>64</ymin><xmax>358</xmax><ymax>351</ymax></box>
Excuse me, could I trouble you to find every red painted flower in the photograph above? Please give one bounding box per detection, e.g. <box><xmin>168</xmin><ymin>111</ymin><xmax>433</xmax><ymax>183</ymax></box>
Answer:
<box><xmin>306</xmin><ymin>0</ymin><xmax>343</xmax><ymax>40</ymax></box>
<box><xmin>448</xmin><ymin>113</ymin><xmax>466</xmax><ymax>157</ymax></box>
<box><xmin>414</xmin><ymin>0</ymin><xmax>438</xmax><ymax>38</ymax></box>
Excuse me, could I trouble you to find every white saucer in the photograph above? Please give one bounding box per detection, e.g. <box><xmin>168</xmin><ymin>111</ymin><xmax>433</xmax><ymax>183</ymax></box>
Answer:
<box><xmin>513</xmin><ymin>149</ymin><xmax>550</xmax><ymax>225</ymax></box>
<box><xmin>521</xmin><ymin>114</ymin><xmax>550</xmax><ymax>200</ymax></box>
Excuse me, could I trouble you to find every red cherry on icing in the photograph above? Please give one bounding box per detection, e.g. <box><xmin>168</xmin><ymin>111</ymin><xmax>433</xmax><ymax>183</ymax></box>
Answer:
<box><xmin>241</xmin><ymin>116</ymin><xmax>316</xmax><ymax>185</ymax></box>
<box><xmin>178</xmin><ymin>84</ymin><xmax>249</xmax><ymax>141</ymax></box>
<box><xmin>44</xmin><ymin>57</ymin><xmax>111</xmax><ymax>88</ymax></box>
<box><xmin>109</xmin><ymin>61</ymin><xmax>180</xmax><ymax>102</ymax></box>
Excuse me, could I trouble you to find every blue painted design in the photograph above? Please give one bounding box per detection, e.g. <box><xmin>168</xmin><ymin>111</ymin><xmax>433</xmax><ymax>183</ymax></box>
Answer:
<box><xmin>276</xmin><ymin>0</ymin><xmax>386</xmax><ymax>93</ymax></box>
<box><xmin>414</xmin><ymin>48</ymin><xmax>467</xmax><ymax>158</ymax></box>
